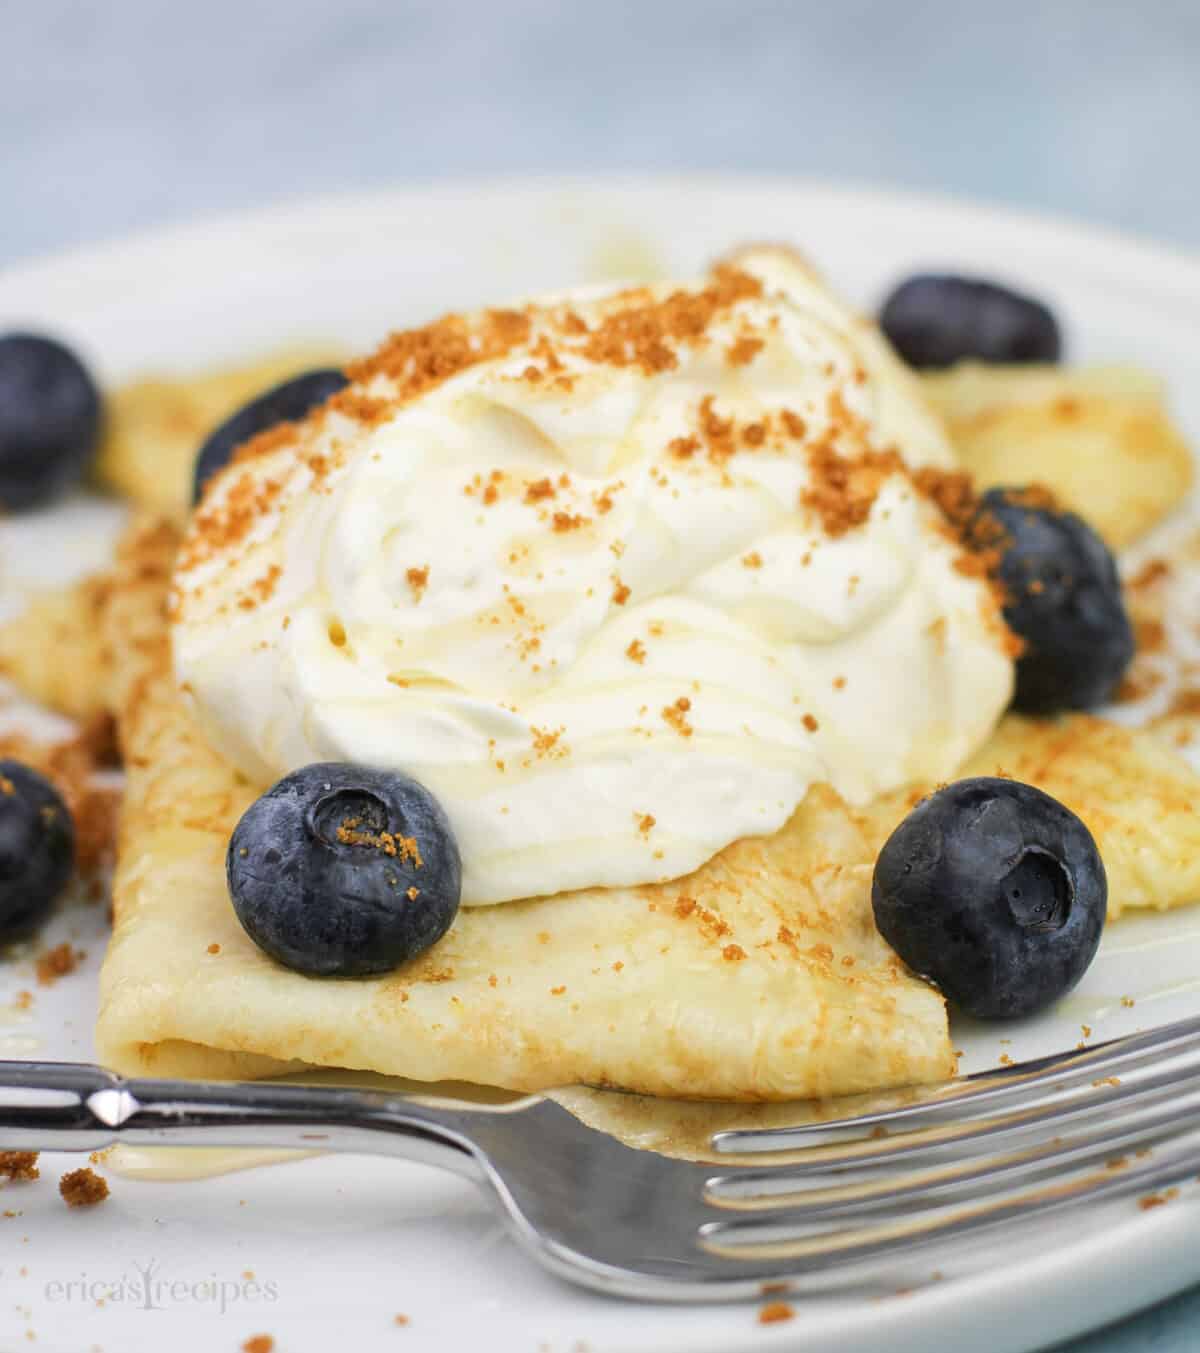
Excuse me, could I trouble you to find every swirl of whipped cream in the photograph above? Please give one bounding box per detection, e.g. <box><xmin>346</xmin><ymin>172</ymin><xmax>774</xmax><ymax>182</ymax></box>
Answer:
<box><xmin>172</xmin><ymin>247</ymin><xmax>1014</xmax><ymax>905</ymax></box>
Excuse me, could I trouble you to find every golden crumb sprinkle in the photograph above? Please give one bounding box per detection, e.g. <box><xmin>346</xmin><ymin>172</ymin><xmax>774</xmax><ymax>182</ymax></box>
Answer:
<box><xmin>242</xmin><ymin>1337</ymin><xmax>275</xmax><ymax>1353</ymax></box>
<box><xmin>913</xmin><ymin>466</ymin><xmax>980</xmax><ymax>531</ymax></box>
<box><xmin>336</xmin><ymin>818</ymin><xmax>423</xmax><ymax>866</ymax></box>
<box><xmin>13</xmin><ymin>990</ymin><xmax>32</xmax><ymax>1011</ymax></box>
<box><xmin>347</xmin><ymin>308</ymin><xmax>532</xmax><ymax>405</ymax></box>
<box><xmin>635</xmin><ymin>813</ymin><xmax>656</xmax><ymax>836</ymax></box>
<box><xmin>1139</xmin><ymin>1189</ymin><xmax>1179</xmax><ymax>1211</ymax></box>
<box><xmin>742</xmin><ymin>551</ymin><xmax>763</xmax><ymax>569</ymax></box>
<box><xmin>59</xmin><ymin>1167</ymin><xmax>108</xmax><ymax>1207</ymax></box>
<box><xmin>35</xmin><ymin>943</ymin><xmax>82</xmax><ymax>987</ymax></box>
<box><xmin>232</xmin><ymin>420</ymin><xmax>298</xmax><ymax>469</ymax></box>
<box><xmin>524</xmin><ymin>477</ymin><xmax>556</xmax><ymax>503</ymax></box>
<box><xmin>531</xmin><ymin>725</ymin><xmax>567</xmax><ymax>759</ymax></box>
<box><xmin>625</xmin><ymin>638</ymin><xmax>647</xmax><ymax>664</ymax></box>
<box><xmin>577</xmin><ymin>266</ymin><xmax>762</xmax><ymax>376</ymax></box>
<box><xmin>723</xmin><ymin>944</ymin><xmax>747</xmax><ymax>962</ymax></box>
<box><xmin>0</xmin><ymin>776</ymin><xmax>13</xmax><ymax>796</ymax></box>
<box><xmin>551</xmin><ymin>511</ymin><xmax>590</xmax><ymax>533</ymax></box>
<box><xmin>742</xmin><ymin>419</ymin><xmax>768</xmax><ymax>447</ymax></box>
<box><xmin>780</xmin><ymin>409</ymin><xmax>807</xmax><ymax>440</ymax></box>
<box><xmin>801</xmin><ymin>436</ymin><xmax>904</xmax><ymax>538</ymax></box>
<box><xmin>0</xmin><ymin>1152</ymin><xmax>39</xmax><ymax>1182</ymax></box>
<box><xmin>669</xmin><ymin>435</ymin><xmax>699</xmax><ymax>459</ymax></box>
<box><xmin>611</xmin><ymin>576</ymin><xmax>631</xmax><ymax>606</ymax></box>
<box><xmin>726</xmin><ymin>335</ymin><xmax>764</xmax><ymax>366</ymax></box>
<box><xmin>758</xmin><ymin>1301</ymin><xmax>794</xmax><ymax>1324</ymax></box>
<box><xmin>661</xmin><ymin>696</ymin><xmax>693</xmax><ymax>738</ymax></box>
<box><xmin>394</xmin><ymin>1314</ymin><xmax>410</xmax><ymax>1326</ymax></box>
<box><xmin>697</xmin><ymin>395</ymin><xmax>736</xmax><ymax>462</ymax></box>
<box><xmin>550</xmin><ymin>985</ymin><xmax>566</xmax><ymax>996</ymax></box>
<box><xmin>405</xmin><ymin>565</ymin><xmax>430</xmax><ymax>602</ymax></box>
<box><xmin>327</xmin><ymin>388</ymin><xmax>389</xmax><ymax>426</ymax></box>
<box><xmin>801</xmin><ymin>713</ymin><xmax>819</xmax><ymax>732</ymax></box>
<box><xmin>206</xmin><ymin>942</ymin><xmax>221</xmax><ymax>955</ymax></box>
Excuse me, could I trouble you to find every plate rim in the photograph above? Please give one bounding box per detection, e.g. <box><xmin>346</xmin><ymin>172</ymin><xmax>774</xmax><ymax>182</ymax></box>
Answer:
<box><xmin>3</xmin><ymin>171</ymin><xmax>1200</xmax><ymax>297</ymax></box>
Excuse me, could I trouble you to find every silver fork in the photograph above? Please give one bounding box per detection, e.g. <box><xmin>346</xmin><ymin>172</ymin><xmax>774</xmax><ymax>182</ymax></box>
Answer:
<box><xmin>4</xmin><ymin>1016</ymin><xmax>1200</xmax><ymax>1302</ymax></box>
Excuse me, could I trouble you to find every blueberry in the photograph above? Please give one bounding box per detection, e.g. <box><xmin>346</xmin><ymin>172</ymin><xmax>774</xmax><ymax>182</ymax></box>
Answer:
<box><xmin>227</xmin><ymin>762</ymin><xmax>461</xmax><ymax>977</ymax></box>
<box><xmin>0</xmin><ymin>334</ymin><xmax>102</xmax><ymax>511</ymax></box>
<box><xmin>193</xmin><ymin>368</ymin><xmax>348</xmax><ymax>503</ymax></box>
<box><xmin>872</xmin><ymin>778</ymin><xmax>1105</xmax><ymax>1019</ymax></box>
<box><xmin>974</xmin><ymin>487</ymin><xmax>1133</xmax><ymax>713</ymax></box>
<box><xmin>0</xmin><ymin>760</ymin><xmax>75</xmax><ymax>942</ymax></box>
<box><xmin>880</xmin><ymin>274</ymin><xmax>1061</xmax><ymax>369</ymax></box>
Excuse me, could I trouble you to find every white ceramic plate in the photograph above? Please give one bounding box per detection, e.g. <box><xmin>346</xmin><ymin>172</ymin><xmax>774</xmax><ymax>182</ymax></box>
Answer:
<box><xmin>1</xmin><ymin>177</ymin><xmax>1199</xmax><ymax>1353</ymax></box>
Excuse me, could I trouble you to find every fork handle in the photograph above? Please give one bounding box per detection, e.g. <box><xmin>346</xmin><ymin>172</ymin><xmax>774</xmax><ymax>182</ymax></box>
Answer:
<box><xmin>0</xmin><ymin>1060</ymin><xmax>501</xmax><ymax>1179</ymax></box>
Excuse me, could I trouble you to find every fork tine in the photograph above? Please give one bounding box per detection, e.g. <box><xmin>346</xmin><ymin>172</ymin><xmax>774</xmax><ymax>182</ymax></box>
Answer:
<box><xmin>704</xmin><ymin>1082</ymin><xmax>1191</xmax><ymax>1218</ymax></box>
<box><xmin>711</xmin><ymin>1011</ymin><xmax>1200</xmax><ymax>1155</ymax></box>
<box><xmin>697</xmin><ymin>1126</ymin><xmax>1200</xmax><ymax>1269</ymax></box>
<box><xmin>705</xmin><ymin>1052</ymin><xmax>1200</xmax><ymax>1173</ymax></box>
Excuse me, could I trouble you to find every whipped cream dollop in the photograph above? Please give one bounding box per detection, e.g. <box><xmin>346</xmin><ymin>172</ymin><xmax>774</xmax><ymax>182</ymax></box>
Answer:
<box><xmin>172</xmin><ymin>247</ymin><xmax>1014</xmax><ymax>905</ymax></box>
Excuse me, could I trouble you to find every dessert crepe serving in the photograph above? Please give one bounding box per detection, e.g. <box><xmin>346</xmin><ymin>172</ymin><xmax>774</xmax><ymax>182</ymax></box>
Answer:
<box><xmin>2</xmin><ymin>245</ymin><xmax>1198</xmax><ymax>1104</ymax></box>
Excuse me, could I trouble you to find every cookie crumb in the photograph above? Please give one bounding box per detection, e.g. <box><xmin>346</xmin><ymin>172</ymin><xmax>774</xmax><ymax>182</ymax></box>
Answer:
<box><xmin>1139</xmin><ymin>1188</ymin><xmax>1179</xmax><ymax>1211</ymax></box>
<box><xmin>0</xmin><ymin>1152</ymin><xmax>39</xmax><ymax>1182</ymax></box>
<box><xmin>758</xmin><ymin>1301</ymin><xmax>794</xmax><ymax>1324</ymax></box>
<box><xmin>394</xmin><ymin>1314</ymin><xmax>410</xmax><ymax>1326</ymax></box>
<box><xmin>35</xmin><ymin>943</ymin><xmax>82</xmax><ymax>986</ymax></box>
<box><xmin>59</xmin><ymin>1167</ymin><xmax>108</xmax><ymax>1207</ymax></box>
<box><xmin>242</xmin><ymin>1338</ymin><xmax>275</xmax><ymax>1353</ymax></box>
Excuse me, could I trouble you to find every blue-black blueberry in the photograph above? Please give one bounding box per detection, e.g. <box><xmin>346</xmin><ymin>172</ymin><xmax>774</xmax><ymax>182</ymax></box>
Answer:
<box><xmin>872</xmin><ymin>777</ymin><xmax>1105</xmax><ymax>1019</ymax></box>
<box><xmin>192</xmin><ymin>368</ymin><xmax>348</xmax><ymax>503</ymax></box>
<box><xmin>227</xmin><ymin>762</ymin><xmax>461</xmax><ymax>977</ymax></box>
<box><xmin>0</xmin><ymin>334</ymin><xmax>102</xmax><ymax>510</ymax></box>
<box><xmin>0</xmin><ymin>760</ymin><xmax>75</xmax><ymax>942</ymax></box>
<box><xmin>880</xmin><ymin>275</ymin><xmax>1061</xmax><ymax>369</ymax></box>
<box><xmin>975</xmin><ymin>487</ymin><xmax>1133</xmax><ymax>712</ymax></box>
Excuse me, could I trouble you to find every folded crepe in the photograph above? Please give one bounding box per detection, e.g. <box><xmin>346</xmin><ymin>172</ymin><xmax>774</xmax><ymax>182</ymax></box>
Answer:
<box><xmin>95</xmin><ymin>520</ymin><xmax>954</xmax><ymax>1097</ymax></box>
<box><xmin>88</xmin><ymin>520</ymin><xmax>1200</xmax><ymax>1098</ymax></box>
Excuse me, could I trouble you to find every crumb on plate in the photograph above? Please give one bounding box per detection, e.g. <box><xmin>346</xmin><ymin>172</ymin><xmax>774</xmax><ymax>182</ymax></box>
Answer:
<box><xmin>59</xmin><ymin>1167</ymin><xmax>108</xmax><ymax>1207</ymax></box>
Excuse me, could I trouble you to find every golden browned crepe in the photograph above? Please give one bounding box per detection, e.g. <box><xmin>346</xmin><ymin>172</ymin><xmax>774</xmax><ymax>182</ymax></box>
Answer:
<box><xmin>920</xmin><ymin>362</ymin><xmax>1194</xmax><ymax>549</ymax></box>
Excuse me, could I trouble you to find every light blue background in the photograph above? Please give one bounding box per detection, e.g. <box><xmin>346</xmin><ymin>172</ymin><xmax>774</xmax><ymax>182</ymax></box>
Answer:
<box><xmin>3</xmin><ymin>0</ymin><xmax>1199</xmax><ymax>266</ymax></box>
<box><xmin>4</xmin><ymin>3</ymin><xmax>1200</xmax><ymax>1349</ymax></box>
